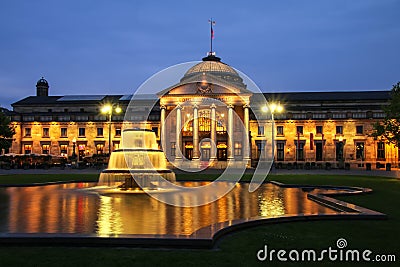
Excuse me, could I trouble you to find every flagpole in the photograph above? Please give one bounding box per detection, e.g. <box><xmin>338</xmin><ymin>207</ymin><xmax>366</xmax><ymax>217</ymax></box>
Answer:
<box><xmin>210</xmin><ymin>18</ymin><xmax>213</xmax><ymax>53</ymax></box>
<box><xmin>209</xmin><ymin>18</ymin><xmax>215</xmax><ymax>54</ymax></box>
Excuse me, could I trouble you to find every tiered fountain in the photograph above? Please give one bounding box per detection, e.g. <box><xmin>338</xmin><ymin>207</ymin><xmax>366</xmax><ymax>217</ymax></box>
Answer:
<box><xmin>98</xmin><ymin>129</ymin><xmax>175</xmax><ymax>191</ymax></box>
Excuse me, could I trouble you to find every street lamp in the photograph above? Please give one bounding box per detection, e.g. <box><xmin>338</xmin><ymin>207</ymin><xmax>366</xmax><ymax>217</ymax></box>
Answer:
<box><xmin>72</xmin><ymin>137</ymin><xmax>77</xmax><ymax>159</ymax></box>
<box><xmin>101</xmin><ymin>104</ymin><xmax>122</xmax><ymax>155</ymax></box>
<box><xmin>262</xmin><ymin>102</ymin><xmax>284</xmax><ymax>163</ymax></box>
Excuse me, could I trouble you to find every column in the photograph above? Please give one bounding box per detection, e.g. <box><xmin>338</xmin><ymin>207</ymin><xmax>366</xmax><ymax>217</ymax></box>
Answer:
<box><xmin>160</xmin><ymin>105</ymin><xmax>166</xmax><ymax>150</ymax></box>
<box><xmin>175</xmin><ymin>104</ymin><xmax>182</xmax><ymax>160</ymax></box>
<box><xmin>243</xmin><ymin>104</ymin><xmax>251</xmax><ymax>162</ymax></box>
<box><xmin>227</xmin><ymin>104</ymin><xmax>234</xmax><ymax>160</ymax></box>
<box><xmin>210</xmin><ymin>104</ymin><xmax>217</xmax><ymax>160</ymax></box>
<box><xmin>192</xmin><ymin>104</ymin><xmax>200</xmax><ymax>160</ymax></box>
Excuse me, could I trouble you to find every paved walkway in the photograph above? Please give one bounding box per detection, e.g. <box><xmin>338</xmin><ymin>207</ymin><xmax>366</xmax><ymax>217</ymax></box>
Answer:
<box><xmin>1</xmin><ymin>166</ymin><xmax>399</xmax><ymax>178</ymax></box>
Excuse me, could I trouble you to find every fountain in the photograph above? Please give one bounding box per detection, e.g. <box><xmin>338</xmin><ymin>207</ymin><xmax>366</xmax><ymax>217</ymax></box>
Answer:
<box><xmin>98</xmin><ymin>129</ymin><xmax>176</xmax><ymax>191</ymax></box>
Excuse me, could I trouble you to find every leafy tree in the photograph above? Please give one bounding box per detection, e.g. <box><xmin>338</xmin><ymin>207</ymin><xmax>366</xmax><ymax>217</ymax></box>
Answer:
<box><xmin>372</xmin><ymin>82</ymin><xmax>400</xmax><ymax>147</ymax></box>
<box><xmin>0</xmin><ymin>110</ymin><xmax>15</xmax><ymax>153</ymax></box>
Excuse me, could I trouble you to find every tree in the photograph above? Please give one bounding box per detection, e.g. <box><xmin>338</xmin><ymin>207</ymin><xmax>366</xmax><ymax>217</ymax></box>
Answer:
<box><xmin>0</xmin><ymin>109</ymin><xmax>15</xmax><ymax>153</ymax></box>
<box><xmin>372</xmin><ymin>82</ymin><xmax>400</xmax><ymax>147</ymax></box>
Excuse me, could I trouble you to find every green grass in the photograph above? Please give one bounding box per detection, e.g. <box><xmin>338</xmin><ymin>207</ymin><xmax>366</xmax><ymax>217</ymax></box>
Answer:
<box><xmin>0</xmin><ymin>173</ymin><xmax>99</xmax><ymax>185</ymax></box>
<box><xmin>0</xmin><ymin>174</ymin><xmax>399</xmax><ymax>266</ymax></box>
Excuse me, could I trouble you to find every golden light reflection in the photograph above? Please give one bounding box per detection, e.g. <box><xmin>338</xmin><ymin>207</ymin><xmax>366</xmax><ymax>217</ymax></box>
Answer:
<box><xmin>97</xmin><ymin>196</ymin><xmax>124</xmax><ymax>237</ymax></box>
<box><xmin>2</xmin><ymin>183</ymin><xmax>338</xmax><ymax>237</ymax></box>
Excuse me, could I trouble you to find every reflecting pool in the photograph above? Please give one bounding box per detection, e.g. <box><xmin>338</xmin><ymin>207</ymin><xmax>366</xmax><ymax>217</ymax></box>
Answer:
<box><xmin>0</xmin><ymin>182</ymin><xmax>338</xmax><ymax>238</ymax></box>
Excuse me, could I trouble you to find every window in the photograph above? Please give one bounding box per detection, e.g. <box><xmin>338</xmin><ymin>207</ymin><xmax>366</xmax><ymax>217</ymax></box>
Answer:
<box><xmin>64</xmin><ymin>108</ymin><xmax>68</xmax><ymax>112</ymax></box>
<box><xmin>296</xmin><ymin>126</ymin><xmax>303</xmax><ymax>135</ymax></box>
<box><xmin>234</xmin><ymin>142</ymin><xmax>242</xmax><ymax>156</ymax></box>
<box><xmin>353</xmin><ymin>112</ymin><xmax>366</xmax><ymax>119</ymax></box>
<box><xmin>115</xmin><ymin>128</ymin><xmax>121</xmax><ymax>137</ymax></box>
<box><xmin>152</xmin><ymin>127</ymin><xmax>159</xmax><ymax>137</ymax></box>
<box><xmin>113</xmin><ymin>141</ymin><xmax>120</xmax><ymax>150</ymax></box>
<box><xmin>332</xmin><ymin>113</ymin><xmax>346</xmax><ymax>119</ymax></box>
<box><xmin>24</xmin><ymin>144</ymin><xmax>32</xmax><ymax>154</ymax></box>
<box><xmin>40</xmin><ymin>116</ymin><xmax>52</xmax><ymax>121</ymax></box>
<box><xmin>276</xmin><ymin>142</ymin><xmax>285</xmax><ymax>161</ymax></box>
<box><xmin>23</xmin><ymin>116</ymin><xmax>34</xmax><ymax>122</ymax></box>
<box><xmin>48</xmin><ymin>109</ymin><xmax>52</xmax><ymax>112</ymax></box>
<box><xmin>256</xmin><ymin>140</ymin><xmax>266</xmax><ymax>159</ymax></box>
<box><xmin>76</xmin><ymin>115</ymin><xmax>88</xmax><ymax>121</ymax></box>
<box><xmin>80</xmin><ymin>108</ymin><xmax>84</xmax><ymax>112</ymax></box>
<box><xmin>316</xmin><ymin>142</ymin><xmax>323</xmax><ymax>161</ymax></box>
<box><xmin>277</xmin><ymin>126</ymin><xmax>284</xmax><ymax>136</ymax></box>
<box><xmin>258</xmin><ymin>125</ymin><xmax>264</xmax><ymax>136</ymax></box>
<box><xmin>60</xmin><ymin>144</ymin><xmax>68</xmax><ymax>155</ymax></box>
<box><xmin>377</xmin><ymin>142</ymin><xmax>385</xmax><ymax>159</ymax></box>
<box><xmin>43</xmin><ymin>128</ymin><xmax>50</xmax><ymax>137</ymax></box>
<box><xmin>58</xmin><ymin>115</ymin><xmax>70</xmax><ymax>122</ymax></box>
<box><xmin>296</xmin><ymin>142</ymin><xmax>305</xmax><ymax>161</ymax></box>
<box><xmin>24</xmin><ymin>128</ymin><xmax>31</xmax><ymax>137</ymax></box>
<box><xmin>96</xmin><ymin>143</ymin><xmax>104</xmax><ymax>154</ymax></box>
<box><xmin>373</xmin><ymin>112</ymin><xmax>385</xmax><ymax>119</ymax></box>
<box><xmin>356</xmin><ymin>125</ymin><xmax>363</xmax><ymax>135</ymax></box>
<box><xmin>171</xmin><ymin>142</ymin><xmax>176</xmax><ymax>157</ymax></box>
<box><xmin>356</xmin><ymin>142</ymin><xmax>364</xmax><ymax>160</ymax></box>
<box><xmin>42</xmin><ymin>144</ymin><xmax>50</xmax><ymax>154</ymax></box>
<box><xmin>78</xmin><ymin>128</ymin><xmax>85</xmax><ymax>137</ymax></box>
<box><xmin>336</xmin><ymin>126</ymin><xmax>343</xmax><ymax>134</ymax></box>
<box><xmin>60</xmin><ymin>128</ymin><xmax>67</xmax><ymax>137</ymax></box>
<box><xmin>313</xmin><ymin>113</ymin><xmax>326</xmax><ymax>119</ymax></box>
<box><xmin>316</xmin><ymin>126</ymin><xmax>323</xmax><ymax>134</ymax></box>
<box><xmin>336</xmin><ymin>142</ymin><xmax>344</xmax><ymax>161</ymax></box>
<box><xmin>293</xmin><ymin>113</ymin><xmax>307</xmax><ymax>119</ymax></box>
<box><xmin>97</xmin><ymin>127</ymin><xmax>103</xmax><ymax>137</ymax></box>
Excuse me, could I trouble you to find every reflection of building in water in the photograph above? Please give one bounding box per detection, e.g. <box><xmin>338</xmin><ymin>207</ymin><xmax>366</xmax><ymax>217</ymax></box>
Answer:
<box><xmin>6</xmin><ymin>183</ymin><xmax>98</xmax><ymax>233</ymax></box>
<box><xmin>3</xmin><ymin>183</ymin><xmax>336</xmax><ymax>236</ymax></box>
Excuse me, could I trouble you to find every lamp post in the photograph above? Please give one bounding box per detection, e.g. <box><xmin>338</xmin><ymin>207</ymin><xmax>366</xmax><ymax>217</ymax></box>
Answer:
<box><xmin>262</xmin><ymin>102</ymin><xmax>284</xmax><ymax>163</ymax></box>
<box><xmin>72</xmin><ymin>137</ymin><xmax>77</xmax><ymax>159</ymax></box>
<box><xmin>101</xmin><ymin>104</ymin><xmax>122</xmax><ymax>155</ymax></box>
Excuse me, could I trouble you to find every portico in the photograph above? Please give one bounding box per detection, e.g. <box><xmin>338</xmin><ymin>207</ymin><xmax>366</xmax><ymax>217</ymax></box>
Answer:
<box><xmin>158</xmin><ymin>54</ymin><xmax>252</xmax><ymax>168</ymax></box>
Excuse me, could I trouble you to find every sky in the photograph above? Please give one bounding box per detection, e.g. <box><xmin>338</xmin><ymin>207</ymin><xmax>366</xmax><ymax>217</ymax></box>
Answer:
<box><xmin>0</xmin><ymin>0</ymin><xmax>399</xmax><ymax>108</ymax></box>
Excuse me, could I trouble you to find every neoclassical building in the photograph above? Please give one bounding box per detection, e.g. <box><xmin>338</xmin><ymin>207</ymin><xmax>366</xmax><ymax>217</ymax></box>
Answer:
<box><xmin>7</xmin><ymin>54</ymin><xmax>397</xmax><ymax>169</ymax></box>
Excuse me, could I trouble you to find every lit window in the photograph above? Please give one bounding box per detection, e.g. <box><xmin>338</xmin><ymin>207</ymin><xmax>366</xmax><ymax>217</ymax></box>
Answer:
<box><xmin>42</xmin><ymin>144</ymin><xmax>50</xmax><ymax>154</ymax></box>
<box><xmin>60</xmin><ymin>144</ymin><xmax>68</xmax><ymax>155</ymax></box>
<box><xmin>43</xmin><ymin>128</ymin><xmax>50</xmax><ymax>137</ymax></box>
<box><xmin>24</xmin><ymin>144</ymin><xmax>32</xmax><ymax>154</ymax></box>
<box><xmin>96</xmin><ymin>143</ymin><xmax>104</xmax><ymax>154</ymax></box>
<box><xmin>234</xmin><ymin>142</ymin><xmax>242</xmax><ymax>156</ymax></box>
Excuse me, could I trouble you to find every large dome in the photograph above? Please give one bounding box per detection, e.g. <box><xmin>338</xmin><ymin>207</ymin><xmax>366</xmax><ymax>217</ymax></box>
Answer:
<box><xmin>180</xmin><ymin>54</ymin><xmax>245</xmax><ymax>88</ymax></box>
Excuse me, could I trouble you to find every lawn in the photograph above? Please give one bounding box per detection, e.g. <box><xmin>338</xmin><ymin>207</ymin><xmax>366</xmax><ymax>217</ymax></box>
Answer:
<box><xmin>0</xmin><ymin>173</ymin><xmax>399</xmax><ymax>266</ymax></box>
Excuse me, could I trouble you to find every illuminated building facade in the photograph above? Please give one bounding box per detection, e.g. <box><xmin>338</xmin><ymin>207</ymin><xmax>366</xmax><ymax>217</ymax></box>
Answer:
<box><xmin>8</xmin><ymin>56</ymin><xmax>397</xmax><ymax>169</ymax></box>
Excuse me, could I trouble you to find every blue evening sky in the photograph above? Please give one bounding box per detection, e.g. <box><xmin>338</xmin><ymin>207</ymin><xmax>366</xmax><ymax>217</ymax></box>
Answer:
<box><xmin>0</xmin><ymin>0</ymin><xmax>399</xmax><ymax>108</ymax></box>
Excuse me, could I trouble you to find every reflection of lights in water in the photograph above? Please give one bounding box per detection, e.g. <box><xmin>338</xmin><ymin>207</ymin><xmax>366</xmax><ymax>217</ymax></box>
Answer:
<box><xmin>258</xmin><ymin>189</ymin><xmax>285</xmax><ymax>217</ymax></box>
<box><xmin>96</xmin><ymin>196</ymin><xmax>124</xmax><ymax>236</ymax></box>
